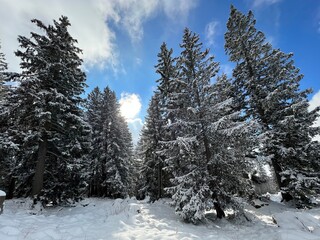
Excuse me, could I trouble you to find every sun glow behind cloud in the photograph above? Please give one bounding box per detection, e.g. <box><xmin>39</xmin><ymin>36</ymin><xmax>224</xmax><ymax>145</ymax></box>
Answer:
<box><xmin>119</xmin><ymin>93</ymin><xmax>143</xmax><ymax>144</ymax></box>
<box><xmin>119</xmin><ymin>93</ymin><xmax>142</xmax><ymax>120</ymax></box>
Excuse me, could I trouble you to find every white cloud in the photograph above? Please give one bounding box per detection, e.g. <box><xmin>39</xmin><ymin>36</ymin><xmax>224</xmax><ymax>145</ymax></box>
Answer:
<box><xmin>309</xmin><ymin>90</ymin><xmax>320</xmax><ymax>142</ymax></box>
<box><xmin>0</xmin><ymin>0</ymin><xmax>118</xmax><ymax>72</ymax></box>
<box><xmin>119</xmin><ymin>93</ymin><xmax>143</xmax><ymax>144</ymax></box>
<box><xmin>252</xmin><ymin>0</ymin><xmax>282</xmax><ymax>8</ymax></box>
<box><xmin>0</xmin><ymin>0</ymin><xmax>198</xmax><ymax>72</ymax></box>
<box><xmin>205</xmin><ymin>21</ymin><xmax>219</xmax><ymax>47</ymax></box>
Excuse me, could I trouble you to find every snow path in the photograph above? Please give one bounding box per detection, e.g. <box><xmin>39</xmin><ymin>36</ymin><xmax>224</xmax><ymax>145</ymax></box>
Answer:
<box><xmin>0</xmin><ymin>198</ymin><xmax>319</xmax><ymax>240</ymax></box>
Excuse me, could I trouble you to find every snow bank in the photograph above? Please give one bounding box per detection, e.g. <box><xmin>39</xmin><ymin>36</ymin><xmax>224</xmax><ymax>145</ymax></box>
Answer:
<box><xmin>0</xmin><ymin>190</ymin><xmax>6</xmax><ymax>197</ymax></box>
<box><xmin>0</xmin><ymin>198</ymin><xmax>319</xmax><ymax>240</ymax></box>
<box><xmin>274</xmin><ymin>211</ymin><xmax>320</xmax><ymax>239</ymax></box>
<box><xmin>269</xmin><ymin>192</ymin><xmax>282</xmax><ymax>203</ymax></box>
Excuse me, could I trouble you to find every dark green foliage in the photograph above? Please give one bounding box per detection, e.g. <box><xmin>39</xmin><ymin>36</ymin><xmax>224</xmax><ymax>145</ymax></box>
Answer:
<box><xmin>138</xmin><ymin>43</ymin><xmax>177</xmax><ymax>201</ymax></box>
<box><xmin>225</xmin><ymin>5</ymin><xmax>320</xmax><ymax>207</ymax></box>
<box><xmin>142</xmin><ymin>29</ymin><xmax>253</xmax><ymax>223</ymax></box>
<box><xmin>4</xmin><ymin>16</ymin><xmax>91</xmax><ymax>203</ymax></box>
<box><xmin>87</xmin><ymin>86</ymin><xmax>132</xmax><ymax>198</ymax></box>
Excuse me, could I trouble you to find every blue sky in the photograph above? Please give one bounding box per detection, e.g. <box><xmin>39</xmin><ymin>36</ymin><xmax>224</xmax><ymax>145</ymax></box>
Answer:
<box><xmin>0</xmin><ymin>0</ymin><xmax>319</xmax><ymax>143</ymax></box>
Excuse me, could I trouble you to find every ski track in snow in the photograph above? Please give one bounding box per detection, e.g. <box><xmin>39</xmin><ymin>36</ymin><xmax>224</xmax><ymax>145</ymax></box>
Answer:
<box><xmin>0</xmin><ymin>198</ymin><xmax>319</xmax><ymax>240</ymax></box>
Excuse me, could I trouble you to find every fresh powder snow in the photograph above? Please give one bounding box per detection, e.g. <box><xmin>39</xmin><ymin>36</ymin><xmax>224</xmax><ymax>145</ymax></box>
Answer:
<box><xmin>0</xmin><ymin>196</ymin><xmax>319</xmax><ymax>240</ymax></box>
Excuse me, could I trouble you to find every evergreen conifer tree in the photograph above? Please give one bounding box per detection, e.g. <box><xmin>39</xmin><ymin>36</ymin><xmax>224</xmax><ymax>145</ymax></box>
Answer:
<box><xmin>162</xmin><ymin>28</ymin><xmax>220</xmax><ymax>223</ymax></box>
<box><xmin>138</xmin><ymin>93</ymin><xmax>165</xmax><ymax>201</ymax></box>
<box><xmin>207</xmin><ymin>74</ymin><xmax>255</xmax><ymax>214</ymax></box>
<box><xmin>138</xmin><ymin>43</ymin><xmax>177</xmax><ymax>201</ymax></box>
<box><xmin>87</xmin><ymin>86</ymin><xmax>132</xmax><ymax>198</ymax></box>
<box><xmin>6</xmin><ymin>16</ymin><xmax>91</xmax><ymax>203</ymax></box>
<box><xmin>0</xmin><ymin>42</ymin><xmax>7</xmax><ymax>99</ymax></box>
<box><xmin>225</xmin><ymin>6</ymin><xmax>320</xmax><ymax>206</ymax></box>
<box><xmin>0</xmin><ymin>43</ymin><xmax>12</xmax><ymax>192</ymax></box>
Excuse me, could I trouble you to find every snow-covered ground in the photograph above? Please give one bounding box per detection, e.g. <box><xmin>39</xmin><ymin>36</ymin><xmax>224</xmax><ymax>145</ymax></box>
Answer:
<box><xmin>0</xmin><ymin>196</ymin><xmax>319</xmax><ymax>240</ymax></box>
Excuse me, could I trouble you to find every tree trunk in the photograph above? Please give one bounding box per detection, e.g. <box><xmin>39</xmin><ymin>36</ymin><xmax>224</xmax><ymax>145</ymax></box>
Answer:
<box><xmin>7</xmin><ymin>176</ymin><xmax>15</xmax><ymax>199</ymax></box>
<box><xmin>214</xmin><ymin>202</ymin><xmax>225</xmax><ymax>219</ymax></box>
<box><xmin>271</xmin><ymin>156</ymin><xmax>282</xmax><ymax>189</ymax></box>
<box><xmin>157</xmin><ymin>160</ymin><xmax>163</xmax><ymax>199</ymax></box>
<box><xmin>271</xmin><ymin>155</ymin><xmax>294</xmax><ymax>201</ymax></box>
<box><xmin>32</xmin><ymin>138</ymin><xmax>47</xmax><ymax>196</ymax></box>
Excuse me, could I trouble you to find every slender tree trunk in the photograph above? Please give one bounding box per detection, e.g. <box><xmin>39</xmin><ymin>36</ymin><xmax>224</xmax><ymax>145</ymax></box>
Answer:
<box><xmin>202</xmin><ymin>131</ymin><xmax>211</xmax><ymax>163</ymax></box>
<box><xmin>32</xmin><ymin>137</ymin><xmax>47</xmax><ymax>196</ymax></box>
<box><xmin>271</xmin><ymin>157</ymin><xmax>282</xmax><ymax>188</ymax></box>
<box><xmin>271</xmin><ymin>155</ymin><xmax>293</xmax><ymax>201</ymax></box>
<box><xmin>214</xmin><ymin>202</ymin><xmax>225</xmax><ymax>219</ymax></box>
<box><xmin>157</xmin><ymin>160</ymin><xmax>163</xmax><ymax>199</ymax></box>
<box><xmin>7</xmin><ymin>176</ymin><xmax>15</xmax><ymax>199</ymax></box>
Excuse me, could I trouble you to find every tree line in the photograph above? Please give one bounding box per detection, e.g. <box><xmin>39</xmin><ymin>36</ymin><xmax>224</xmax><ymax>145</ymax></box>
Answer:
<box><xmin>0</xmin><ymin>16</ymin><xmax>133</xmax><ymax>204</ymax></box>
<box><xmin>0</xmin><ymin>6</ymin><xmax>319</xmax><ymax>224</ymax></box>
<box><xmin>136</xmin><ymin>6</ymin><xmax>320</xmax><ymax>223</ymax></box>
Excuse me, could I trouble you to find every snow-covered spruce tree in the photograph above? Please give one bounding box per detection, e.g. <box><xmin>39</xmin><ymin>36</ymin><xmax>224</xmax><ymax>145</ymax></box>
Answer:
<box><xmin>101</xmin><ymin>87</ymin><xmax>132</xmax><ymax>198</ymax></box>
<box><xmin>155</xmin><ymin>42</ymin><xmax>178</xmax><ymax>115</ymax></box>
<box><xmin>208</xmin><ymin>74</ymin><xmax>255</xmax><ymax>215</ymax></box>
<box><xmin>132</xmin><ymin>140</ymin><xmax>145</xmax><ymax>199</ymax></box>
<box><xmin>225</xmin><ymin>6</ymin><xmax>320</xmax><ymax>206</ymax></box>
<box><xmin>6</xmin><ymin>16</ymin><xmax>91</xmax><ymax>203</ymax></box>
<box><xmin>162</xmin><ymin>28</ymin><xmax>221</xmax><ymax>223</ymax></box>
<box><xmin>0</xmin><ymin>43</ymin><xmax>12</xmax><ymax>192</ymax></box>
<box><xmin>87</xmin><ymin>86</ymin><xmax>132</xmax><ymax>198</ymax></box>
<box><xmin>0</xmin><ymin>42</ymin><xmax>7</xmax><ymax>99</ymax></box>
<box><xmin>138</xmin><ymin>43</ymin><xmax>177</xmax><ymax>201</ymax></box>
<box><xmin>86</xmin><ymin>87</ymin><xmax>104</xmax><ymax>196</ymax></box>
<box><xmin>138</xmin><ymin>93</ymin><xmax>165</xmax><ymax>201</ymax></box>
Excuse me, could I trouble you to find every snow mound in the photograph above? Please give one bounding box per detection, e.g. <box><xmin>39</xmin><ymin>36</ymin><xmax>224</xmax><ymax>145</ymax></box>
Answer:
<box><xmin>274</xmin><ymin>211</ymin><xmax>320</xmax><ymax>238</ymax></box>
<box><xmin>0</xmin><ymin>197</ymin><xmax>320</xmax><ymax>240</ymax></box>
<box><xmin>0</xmin><ymin>190</ymin><xmax>6</xmax><ymax>197</ymax></box>
<box><xmin>269</xmin><ymin>192</ymin><xmax>282</xmax><ymax>203</ymax></box>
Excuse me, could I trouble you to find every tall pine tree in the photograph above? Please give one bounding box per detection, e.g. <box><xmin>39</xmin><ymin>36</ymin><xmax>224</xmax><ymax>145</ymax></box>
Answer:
<box><xmin>6</xmin><ymin>16</ymin><xmax>91</xmax><ymax>203</ymax></box>
<box><xmin>0</xmin><ymin>42</ymin><xmax>7</xmax><ymax>99</ymax></box>
<box><xmin>225</xmin><ymin>6</ymin><xmax>320</xmax><ymax>206</ymax></box>
<box><xmin>139</xmin><ymin>43</ymin><xmax>177</xmax><ymax>201</ymax></box>
<box><xmin>138</xmin><ymin>93</ymin><xmax>165</xmax><ymax>201</ymax></box>
<box><xmin>0</xmin><ymin>43</ymin><xmax>13</xmax><ymax>193</ymax></box>
<box><xmin>156</xmin><ymin>29</ymin><xmax>255</xmax><ymax>223</ymax></box>
<box><xmin>162</xmin><ymin>28</ymin><xmax>220</xmax><ymax>223</ymax></box>
<box><xmin>87</xmin><ymin>86</ymin><xmax>132</xmax><ymax>198</ymax></box>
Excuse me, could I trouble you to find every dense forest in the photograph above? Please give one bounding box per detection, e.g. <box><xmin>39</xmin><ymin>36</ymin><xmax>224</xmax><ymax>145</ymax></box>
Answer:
<box><xmin>0</xmin><ymin>6</ymin><xmax>319</xmax><ymax>224</ymax></box>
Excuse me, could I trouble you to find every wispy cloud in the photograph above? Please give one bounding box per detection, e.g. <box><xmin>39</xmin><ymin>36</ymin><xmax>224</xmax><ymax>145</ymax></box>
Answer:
<box><xmin>318</xmin><ymin>7</ymin><xmax>320</xmax><ymax>33</ymax></box>
<box><xmin>135</xmin><ymin>57</ymin><xmax>143</xmax><ymax>66</ymax></box>
<box><xmin>162</xmin><ymin>0</ymin><xmax>198</xmax><ymax>24</ymax></box>
<box><xmin>220</xmin><ymin>64</ymin><xmax>233</xmax><ymax>78</ymax></box>
<box><xmin>252</xmin><ymin>0</ymin><xmax>282</xmax><ymax>8</ymax></box>
<box><xmin>0</xmin><ymin>0</ymin><xmax>198</xmax><ymax>72</ymax></box>
<box><xmin>205</xmin><ymin>21</ymin><xmax>219</xmax><ymax>47</ymax></box>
